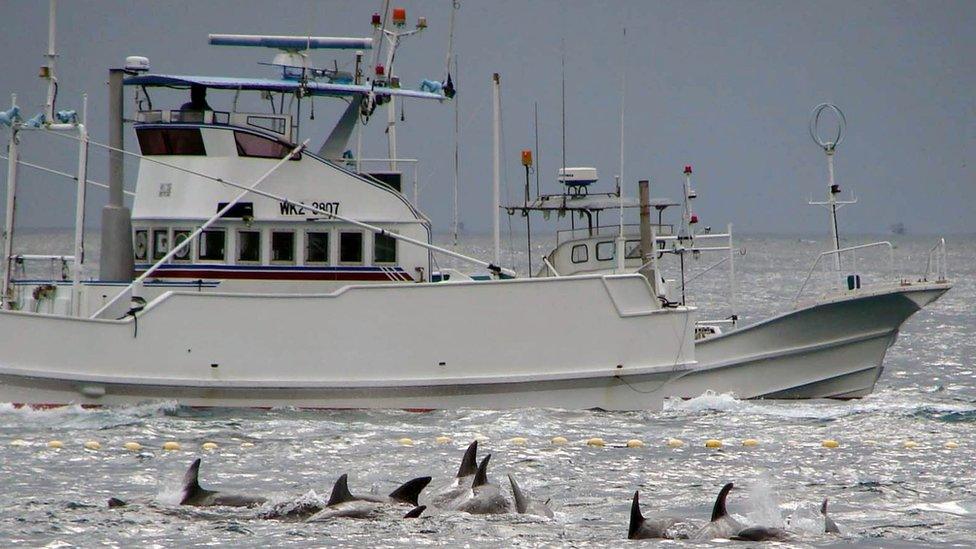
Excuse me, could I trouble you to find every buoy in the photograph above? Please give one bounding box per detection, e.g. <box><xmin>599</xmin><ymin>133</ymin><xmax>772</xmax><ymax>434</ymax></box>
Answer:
<box><xmin>550</xmin><ymin>436</ymin><xmax>568</xmax><ymax>445</ymax></box>
<box><xmin>47</xmin><ymin>440</ymin><xmax>64</xmax><ymax>449</ymax></box>
<box><xmin>398</xmin><ymin>437</ymin><xmax>414</xmax><ymax>446</ymax></box>
<box><xmin>705</xmin><ymin>439</ymin><xmax>722</xmax><ymax>449</ymax></box>
<box><xmin>201</xmin><ymin>442</ymin><xmax>218</xmax><ymax>451</ymax></box>
<box><xmin>435</xmin><ymin>435</ymin><xmax>452</xmax><ymax>444</ymax></box>
<box><xmin>10</xmin><ymin>439</ymin><xmax>28</xmax><ymax>447</ymax></box>
<box><xmin>240</xmin><ymin>441</ymin><xmax>255</xmax><ymax>448</ymax></box>
<box><xmin>902</xmin><ymin>440</ymin><xmax>918</xmax><ymax>449</ymax></box>
<box><xmin>626</xmin><ymin>439</ymin><xmax>645</xmax><ymax>448</ymax></box>
<box><xmin>83</xmin><ymin>440</ymin><xmax>101</xmax><ymax>451</ymax></box>
<box><xmin>586</xmin><ymin>437</ymin><xmax>605</xmax><ymax>447</ymax></box>
<box><xmin>944</xmin><ymin>441</ymin><xmax>959</xmax><ymax>449</ymax></box>
<box><xmin>509</xmin><ymin>437</ymin><xmax>528</xmax><ymax>446</ymax></box>
<box><xmin>162</xmin><ymin>441</ymin><xmax>181</xmax><ymax>451</ymax></box>
<box><xmin>667</xmin><ymin>438</ymin><xmax>684</xmax><ymax>448</ymax></box>
<box><xmin>742</xmin><ymin>438</ymin><xmax>760</xmax><ymax>447</ymax></box>
<box><xmin>821</xmin><ymin>439</ymin><xmax>840</xmax><ymax>449</ymax></box>
<box><xmin>123</xmin><ymin>441</ymin><xmax>142</xmax><ymax>451</ymax></box>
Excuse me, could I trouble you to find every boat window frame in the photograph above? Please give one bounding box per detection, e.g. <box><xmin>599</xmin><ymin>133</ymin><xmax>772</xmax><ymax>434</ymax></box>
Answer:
<box><xmin>134</xmin><ymin>229</ymin><xmax>149</xmax><ymax>261</ymax></box>
<box><xmin>236</xmin><ymin>229</ymin><xmax>262</xmax><ymax>264</ymax></box>
<box><xmin>625</xmin><ymin>239</ymin><xmax>643</xmax><ymax>259</ymax></box>
<box><xmin>136</xmin><ymin>127</ymin><xmax>207</xmax><ymax>156</ymax></box>
<box><xmin>197</xmin><ymin>228</ymin><xmax>227</xmax><ymax>263</ymax></box>
<box><xmin>571</xmin><ymin>243</ymin><xmax>589</xmax><ymax>264</ymax></box>
<box><xmin>373</xmin><ymin>231</ymin><xmax>398</xmax><ymax>265</ymax></box>
<box><xmin>233</xmin><ymin>130</ymin><xmax>302</xmax><ymax>161</ymax></box>
<box><xmin>172</xmin><ymin>228</ymin><xmax>193</xmax><ymax>262</ymax></box>
<box><xmin>338</xmin><ymin>230</ymin><xmax>365</xmax><ymax>266</ymax></box>
<box><xmin>152</xmin><ymin>228</ymin><xmax>170</xmax><ymax>261</ymax></box>
<box><xmin>595</xmin><ymin>240</ymin><xmax>615</xmax><ymax>262</ymax></box>
<box><xmin>304</xmin><ymin>230</ymin><xmax>331</xmax><ymax>265</ymax></box>
<box><xmin>270</xmin><ymin>229</ymin><xmax>296</xmax><ymax>265</ymax></box>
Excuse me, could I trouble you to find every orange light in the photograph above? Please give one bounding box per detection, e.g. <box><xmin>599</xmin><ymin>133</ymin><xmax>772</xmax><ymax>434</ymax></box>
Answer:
<box><xmin>393</xmin><ymin>7</ymin><xmax>407</xmax><ymax>26</ymax></box>
<box><xmin>521</xmin><ymin>150</ymin><xmax>533</xmax><ymax>167</ymax></box>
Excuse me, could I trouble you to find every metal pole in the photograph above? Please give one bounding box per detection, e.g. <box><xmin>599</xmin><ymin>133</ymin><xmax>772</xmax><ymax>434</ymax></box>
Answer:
<box><xmin>524</xmin><ymin>164</ymin><xmax>532</xmax><ymax>276</ymax></box>
<box><xmin>44</xmin><ymin>0</ymin><xmax>57</xmax><ymax>122</ymax></box>
<box><xmin>386</xmin><ymin>35</ymin><xmax>398</xmax><ymax>172</ymax></box>
<box><xmin>1</xmin><ymin>95</ymin><xmax>19</xmax><ymax>310</ymax></box>
<box><xmin>70</xmin><ymin>94</ymin><xmax>88</xmax><ymax>316</ymax></box>
<box><xmin>99</xmin><ymin>68</ymin><xmax>134</xmax><ymax>282</ymax></box>
<box><xmin>90</xmin><ymin>140</ymin><xmax>309</xmax><ymax>319</ymax></box>
<box><xmin>638</xmin><ymin>179</ymin><xmax>658</xmax><ymax>297</ymax></box>
<box><xmin>728</xmin><ymin>222</ymin><xmax>736</xmax><ymax>323</ymax></box>
<box><xmin>492</xmin><ymin>72</ymin><xmax>501</xmax><ymax>266</ymax></box>
<box><xmin>826</xmin><ymin>150</ymin><xmax>842</xmax><ymax>275</ymax></box>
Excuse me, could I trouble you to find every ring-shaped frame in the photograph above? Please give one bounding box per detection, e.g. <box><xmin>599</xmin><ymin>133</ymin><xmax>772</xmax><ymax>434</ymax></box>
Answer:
<box><xmin>809</xmin><ymin>103</ymin><xmax>846</xmax><ymax>151</ymax></box>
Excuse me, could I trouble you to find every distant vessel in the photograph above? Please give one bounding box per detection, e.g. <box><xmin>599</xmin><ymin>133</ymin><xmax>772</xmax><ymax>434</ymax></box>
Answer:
<box><xmin>508</xmin><ymin>104</ymin><xmax>951</xmax><ymax>400</ymax></box>
<box><xmin>0</xmin><ymin>2</ymin><xmax>696</xmax><ymax>409</ymax></box>
<box><xmin>890</xmin><ymin>222</ymin><xmax>907</xmax><ymax>235</ymax></box>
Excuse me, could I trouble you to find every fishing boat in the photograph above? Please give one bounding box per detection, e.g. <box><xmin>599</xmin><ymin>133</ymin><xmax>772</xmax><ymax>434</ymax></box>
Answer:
<box><xmin>510</xmin><ymin>104</ymin><xmax>951</xmax><ymax>400</ymax></box>
<box><xmin>0</xmin><ymin>3</ymin><xmax>697</xmax><ymax>410</ymax></box>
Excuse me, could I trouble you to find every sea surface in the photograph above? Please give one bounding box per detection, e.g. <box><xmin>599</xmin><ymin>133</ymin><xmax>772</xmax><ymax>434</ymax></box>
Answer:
<box><xmin>0</xmin><ymin>231</ymin><xmax>973</xmax><ymax>547</ymax></box>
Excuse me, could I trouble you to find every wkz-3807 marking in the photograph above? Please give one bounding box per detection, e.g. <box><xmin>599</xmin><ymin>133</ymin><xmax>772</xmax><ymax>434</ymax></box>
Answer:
<box><xmin>279</xmin><ymin>201</ymin><xmax>340</xmax><ymax>216</ymax></box>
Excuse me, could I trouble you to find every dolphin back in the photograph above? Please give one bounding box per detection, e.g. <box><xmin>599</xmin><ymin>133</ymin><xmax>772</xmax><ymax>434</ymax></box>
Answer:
<box><xmin>472</xmin><ymin>455</ymin><xmax>491</xmax><ymax>488</ymax></box>
<box><xmin>457</xmin><ymin>440</ymin><xmax>479</xmax><ymax>478</ymax></box>
<box><xmin>509</xmin><ymin>474</ymin><xmax>529</xmax><ymax>514</ymax></box>
<box><xmin>711</xmin><ymin>483</ymin><xmax>734</xmax><ymax>522</ymax></box>
<box><xmin>822</xmin><ymin>498</ymin><xmax>840</xmax><ymax>534</ymax></box>
<box><xmin>389</xmin><ymin>476</ymin><xmax>432</xmax><ymax>506</ymax></box>
<box><xmin>629</xmin><ymin>491</ymin><xmax>646</xmax><ymax>539</ymax></box>
<box><xmin>180</xmin><ymin>458</ymin><xmax>209</xmax><ymax>505</ymax></box>
<box><xmin>327</xmin><ymin>474</ymin><xmax>357</xmax><ymax>506</ymax></box>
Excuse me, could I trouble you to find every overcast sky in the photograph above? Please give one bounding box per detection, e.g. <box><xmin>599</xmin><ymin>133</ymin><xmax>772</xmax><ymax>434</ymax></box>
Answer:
<box><xmin>2</xmin><ymin>0</ymin><xmax>974</xmax><ymax>234</ymax></box>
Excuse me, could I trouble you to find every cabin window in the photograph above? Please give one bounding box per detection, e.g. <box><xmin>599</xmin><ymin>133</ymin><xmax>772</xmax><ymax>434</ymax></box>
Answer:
<box><xmin>172</xmin><ymin>229</ymin><xmax>192</xmax><ymax>261</ymax></box>
<box><xmin>625</xmin><ymin>240</ymin><xmax>643</xmax><ymax>259</ymax></box>
<box><xmin>339</xmin><ymin>232</ymin><xmax>363</xmax><ymax>264</ymax></box>
<box><xmin>271</xmin><ymin>231</ymin><xmax>295</xmax><ymax>264</ymax></box>
<box><xmin>153</xmin><ymin>229</ymin><xmax>169</xmax><ymax>260</ymax></box>
<box><xmin>237</xmin><ymin>230</ymin><xmax>261</xmax><ymax>263</ymax></box>
<box><xmin>134</xmin><ymin>230</ymin><xmax>148</xmax><ymax>261</ymax></box>
<box><xmin>234</xmin><ymin>131</ymin><xmax>300</xmax><ymax>160</ymax></box>
<box><xmin>198</xmin><ymin>229</ymin><xmax>226</xmax><ymax>261</ymax></box>
<box><xmin>306</xmin><ymin>232</ymin><xmax>330</xmax><ymax>264</ymax></box>
<box><xmin>596</xmin><ymin>241</ymin><xmax>615</xmax><ymax>261</ymax></box>
<box><xmin>374</xmin><ymin>232</ymin><xmax>397</xmax><ymax>264</ymax></box>
<box><xmin>571</xmin><ymin>244</ymin><xmax>588</xmax><ymax>264</ymax></box>
<box><xmin>136</xmin><ymin>128</ymin><xmax>206</xmax><ymax>156</ymax></box>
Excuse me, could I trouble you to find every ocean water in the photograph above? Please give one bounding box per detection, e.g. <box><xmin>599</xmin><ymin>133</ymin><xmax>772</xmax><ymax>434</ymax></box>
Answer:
<box><xmin>0</xmin><ymin>231</ymin><xmax>973</xmax><ymax>547</ymax></box>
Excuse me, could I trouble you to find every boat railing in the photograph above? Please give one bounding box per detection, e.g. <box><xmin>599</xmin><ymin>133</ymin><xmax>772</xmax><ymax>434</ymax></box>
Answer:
<box><xmin>134</xmin><ymin>109</ymin><xmax>294</xmax><ymax>141</ymax></box>
<box><xmin>924</xmin><ymin>237</ymin><xmax>948</xmax><ymax>283</ymax></box>
<box><xmin>793</xmin><ymin>241</ymin><xmax>894</xmax><ymax>303</ymax></box>
<box><xmin>555</xmin><ymin>223</ymin><xmax>674</xmax><ymax>245</ymax></box>
<box><xmin>11</xmin><ymin>254</ymin><xmax>75</xmax><ymax>281</ymax></box>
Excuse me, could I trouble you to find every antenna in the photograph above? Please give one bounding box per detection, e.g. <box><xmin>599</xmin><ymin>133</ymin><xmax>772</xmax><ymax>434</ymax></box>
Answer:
<box><xmin>41</xmin><ymin>0</ymin><xmax>59</xmax><ymax>121</ymax></box>
<box><xmin>808</xmin><ymin>103</ymin><xmax>856</xmax><ymax>282</ymax></box>
<box><xmin>616</xmin><ymin>27</ymin><xmax>627</xmax><ymax>273</ymax></box>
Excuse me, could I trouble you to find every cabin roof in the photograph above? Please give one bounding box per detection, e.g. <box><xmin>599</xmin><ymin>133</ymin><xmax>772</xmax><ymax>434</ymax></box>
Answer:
<box><xmin>123</xmin><ymin>74</ymin><xmax>446</xmax><ymax>101</ymax></box>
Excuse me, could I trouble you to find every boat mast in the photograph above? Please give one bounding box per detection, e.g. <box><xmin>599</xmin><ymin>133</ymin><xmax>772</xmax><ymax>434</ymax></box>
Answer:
<box><xmin>808</xmin><ymin>103</ymin><xmax>854</xmax><ymax>288</ymax></box>
<box><xmin>492</xmin><ymin>72</ymin><xmax>501</xmax><ymax>267</ymax></box>
<box><xmin>1</xmin><ymin>95</ymin><xmax>19</xmax><ymax>310</ymax></box>
<box><xmin>615</xmin><ymin>28</ymin><xmax>627</xmax><ymax>273</ymax></box>
<box><xmin>43</xmin><ymin>0</ymin><xmax>58</xmax><ymax>121</ymax></box>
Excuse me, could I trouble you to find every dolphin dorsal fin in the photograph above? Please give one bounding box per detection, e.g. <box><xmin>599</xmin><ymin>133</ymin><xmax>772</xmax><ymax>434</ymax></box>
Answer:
<box><xmin>821</xmin><ymin>498</ymin><xmax>829</xmax><ymax>515</ymax></box>
<box><xmin>629</xmin><ymin>491</ymin><xmax>646</xmax><ymax>539</ymax></box>
<box><xmin>457</xmin><ymin>440</ymin><xmax>478</xmax><ymax>477</ymax></box>
<box><xmin>508</xmin><ymin>474</ymin><xmax>529</xmax><ymax>514</ymax></box>
<box><xmin>472</xmin><ymin>454</ymin><xmax>491</xmax><ymax>488</ymax></box>
<box><xmin>327</xmin><ymin>474</ymin><xmax>356</xmax><ymax>506</ymax></box>
<box><xmin>403</xmin><ymin>505</ymin><xmax>426</xmax><ymax>519</ymax></box>
<box><xmin>179</xmin><ymin>458</ymin><xmax>205</xmax><ymax>505</ymax></box>
<box><xmin>389</xmin><ymin>476</ymin><xmax>432</xmax><ymax>506</ymax></box>
<box><xmin>711</xmin><ymin>483</ymin><xmax>734</xmax><ymax>522</ymax></box>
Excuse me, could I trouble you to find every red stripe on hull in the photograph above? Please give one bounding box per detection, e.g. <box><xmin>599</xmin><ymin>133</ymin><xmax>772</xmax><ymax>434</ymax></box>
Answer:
<box><xmin>136</xmin><ymin>270</ymin><xmax>413</xmax><ymax>281</ymax></box>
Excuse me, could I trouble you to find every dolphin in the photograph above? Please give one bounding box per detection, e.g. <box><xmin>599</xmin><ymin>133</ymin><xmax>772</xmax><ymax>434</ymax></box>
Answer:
<box><xmin>691</xmin><ymin>483</ymin><xmax>743</xmax><ymax>540</ymax></box>
<box><xmin>425</xmin><ymin>440</ymin><xmax>479</xmax><ymax>508</ymax></box>
<box><xmin>731</xmin><ymin>526</ymin><xmax>792</xmax><ymax>541</ymax></box>
<box><xmin>822</xmin><ymin>498</ymin><xmax>840</xmax><ymax>534</ymax></box>
<box><xmin>179</xmin><ymin>458</ymin><xmax>267</xmax><ymax>507</ymax></box>
<box><xmin>305</xmin><ymin>473</ymin><xmax>431</xmax><ymax>521</ymax></box>
<box><xmin>628</xmin><ymin>490</ymin><xmax>694</xmax><ymax>539</ymax></box>
<box><xmin>451</xmin><ymin>454</ymin><xmax>512</xmax><ymax>515</ymax></box>
<box><xmin>508</xmin><ymin>474</ymin><xmax>554</xmax><ymax>518</ymax></box>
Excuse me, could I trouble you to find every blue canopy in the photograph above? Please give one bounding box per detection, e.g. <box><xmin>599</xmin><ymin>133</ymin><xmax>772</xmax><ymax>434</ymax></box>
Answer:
<box><xmin>124</xmin><ymin>74</ymin><xmax>446</xmax><ymax>101</ymax></box>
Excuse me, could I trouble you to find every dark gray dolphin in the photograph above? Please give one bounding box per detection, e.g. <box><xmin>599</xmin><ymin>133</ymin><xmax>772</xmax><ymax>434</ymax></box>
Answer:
<box><xmin>306</xmin><ymin>473</ymin><xmax>431</xmax><ymax>521</ymax></box>
<box><xmin>179</xmin><ymin>458</ymin><xmax>267</xmax><ymax>508</ymax></box>
<box><xmin>822</xmin><ymin>498</ymin><xmax>840</xmax><ymax>534</ymax></box>
<box><xmin>425</xmin><ymin>440</ymin><xmax>479</xmax><ymax>508</ymax></box>
<box><xmin>732</xmin><ymin>526</ymin><xmax>792</xmax><ymax>541</ymax></box>
<box><xmin>451</xmin><ymin>454</ymin><xmax>512</xmax><ymax>515</ymax></box>
<box><xmin>691</xmin><ymin>483</ymin><xmax>743</xmax><ymax>540</ymax></box>
<box><xmin>508</xmin><ymin>474</ymin><xmax>554</xmax><ymax>518</ymax></box>
<box><xmin>629</xmin><ymin>490</ymin><xmax>691</xmax><ymax>539</ymax></box>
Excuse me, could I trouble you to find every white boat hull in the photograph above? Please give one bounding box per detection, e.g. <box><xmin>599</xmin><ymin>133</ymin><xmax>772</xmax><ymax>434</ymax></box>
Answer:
<box><xmin>0</xmin><ymin>274</ymin><xmax>696</xmax><ymax>410</ymax></box>
<box><xmin>668</xmin><ymin>283</ymin><xmax>950</xmax><ymax>400</ymax></box>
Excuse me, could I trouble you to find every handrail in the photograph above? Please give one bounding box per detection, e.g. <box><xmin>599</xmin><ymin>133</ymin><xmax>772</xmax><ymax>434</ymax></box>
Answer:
<box><xmin>542</xmin><ymin>256</ymin><xmax>560</xmax><ymax>277</ymax></box>
<box><xmin>793</xmin><ymin>241</ymin><xmax>893</xmax><ymax>303</ymax></box>
<box><xmin>925</xmin><ymin>238</ymin><xmax>948</xmax><ymax>282</ymax></box>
